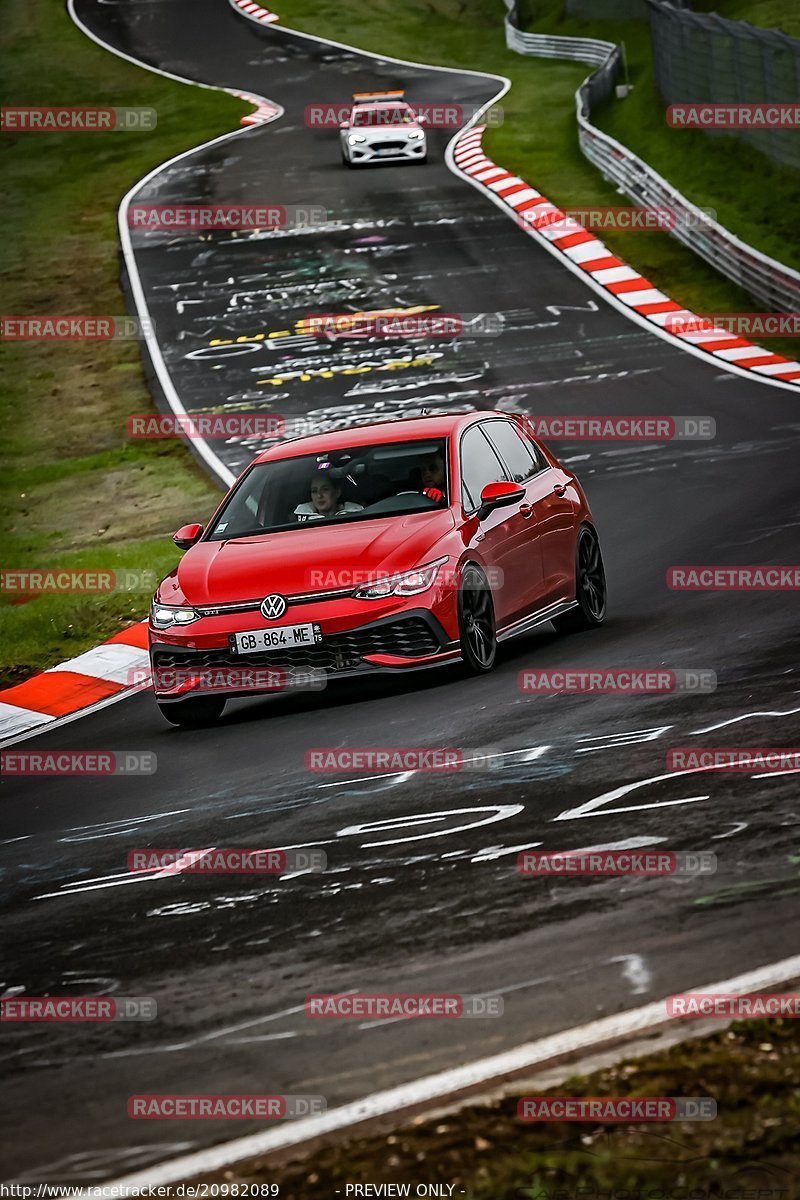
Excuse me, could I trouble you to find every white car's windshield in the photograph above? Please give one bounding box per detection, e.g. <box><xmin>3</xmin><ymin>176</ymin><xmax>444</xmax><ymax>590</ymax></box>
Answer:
<box><xmin>207</xmin><ymin>439</ymin><xmax>449</xmax><ymax>540</ymax></box>
<box><xmin>351</xmin><ymin>105</ymin><xmax>416</xmax><ymax>127</ymax></box>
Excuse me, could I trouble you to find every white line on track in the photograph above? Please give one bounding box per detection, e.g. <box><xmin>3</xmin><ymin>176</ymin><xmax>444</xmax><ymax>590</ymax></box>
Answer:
<box><xmin>106</xmin><ymin>954</ymin><xmax>800</xmax><ymax>1187</ymax></box>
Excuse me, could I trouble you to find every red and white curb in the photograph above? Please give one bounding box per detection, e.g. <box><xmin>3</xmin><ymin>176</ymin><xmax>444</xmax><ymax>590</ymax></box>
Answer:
<box><xmin>452</xmin><ymin>126</ymin><xmax>800</xmax><ymax>386</ymax></box>
<box><xmin>0</xmin><ymin>623</ymin><xmax>149</xmax><ymax>745</ymax></box>
<box><xmin>230</xmin><ymin>88</ymin><xmax>282</xmax><ymax>126</ymax></box>
<box><xmin>231</xmin><ymin>0</ymin><xmax>280</xmax><ymax>24</ymax></box>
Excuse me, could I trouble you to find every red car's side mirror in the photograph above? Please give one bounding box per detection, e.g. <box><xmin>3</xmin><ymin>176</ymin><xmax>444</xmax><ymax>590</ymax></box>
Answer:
<box><xmin>476</xmin><ymin>480</ymin><xmax>525</xmax><ymax>522</ymax></box>
<box><xmin>172</xmin><ymin>523</ymin><xmax>204</xmax><ymax>551</ymax></box>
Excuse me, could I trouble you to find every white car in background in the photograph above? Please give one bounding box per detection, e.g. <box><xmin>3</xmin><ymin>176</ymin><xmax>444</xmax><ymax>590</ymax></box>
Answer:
<box><xmin>340</xmin><ymin>90</ymin><xmax>427</xmax><ymax>167</ymax></box>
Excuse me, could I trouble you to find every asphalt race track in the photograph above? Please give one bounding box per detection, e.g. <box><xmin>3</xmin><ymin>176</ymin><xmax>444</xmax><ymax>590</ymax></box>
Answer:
<box><xmin>1</xmin><ymin>0</ymin><xmax>799</xmax><ymax>1183</ymax></box>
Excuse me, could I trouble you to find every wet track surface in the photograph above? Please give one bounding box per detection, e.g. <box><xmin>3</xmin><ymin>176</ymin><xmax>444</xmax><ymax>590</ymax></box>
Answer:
<box><xmin>2</xmin><ymin>0</ymin><xmax>800</xmax><ymax>1183</ymax></box>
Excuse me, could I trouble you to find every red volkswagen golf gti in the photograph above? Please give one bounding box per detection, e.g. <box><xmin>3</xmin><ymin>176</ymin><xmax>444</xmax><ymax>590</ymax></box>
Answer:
<box><xmin>149</xmin><ymin>413</ymin><xmax>606</xmax><ymax>726</ymax></box>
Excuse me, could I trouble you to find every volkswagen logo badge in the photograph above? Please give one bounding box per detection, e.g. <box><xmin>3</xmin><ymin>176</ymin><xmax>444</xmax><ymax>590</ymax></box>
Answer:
<box><xmin>260</xmin><ymin>593</ymin><xmax>287</xmax><ymax>620</ymax></box>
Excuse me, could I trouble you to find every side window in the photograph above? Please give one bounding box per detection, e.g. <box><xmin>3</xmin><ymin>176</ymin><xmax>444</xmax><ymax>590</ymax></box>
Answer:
<box><xmin>483</xmin><ymin>420</ymin><xmax>541</xmax><ymax>483</ymax></box>
<box><xmin>459</xmin><ymin>425</ymin><xmax>508</xmax><ymax>510</ymax></box>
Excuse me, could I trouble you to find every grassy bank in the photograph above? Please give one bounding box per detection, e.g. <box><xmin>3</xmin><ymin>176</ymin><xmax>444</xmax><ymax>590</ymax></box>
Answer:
<box><xmin>0</xmin><ymin>0</ymin><xmax>240</xmax><ymax>685</ymax></box>
<box><xmin>516</xmin><ymin>0</ymin><xmax>799</xmax><ymax>274</ymax></box>
<box><xmin>219</xmin><ymin>1018</ymin><xmax>800</xmax><ymax>1196</ymax></box>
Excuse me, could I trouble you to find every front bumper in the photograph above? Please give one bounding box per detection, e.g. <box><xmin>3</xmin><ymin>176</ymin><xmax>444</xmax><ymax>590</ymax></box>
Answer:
<box><xmin>150</xmin><ymin>608</ymin><xmax>458</xmax><ymax>703</ymax></box>
<box><xmin>343</xmin><ymin>137</ymin><xmax>426</xmax><ymax>165</ymax></box>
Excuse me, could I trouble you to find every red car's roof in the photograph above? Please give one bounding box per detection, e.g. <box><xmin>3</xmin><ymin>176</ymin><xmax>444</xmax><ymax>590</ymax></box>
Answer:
<box><xmin>253</xmin><ymin>412</ymin><xmax>495</xmax><ymax>462</ymax></box>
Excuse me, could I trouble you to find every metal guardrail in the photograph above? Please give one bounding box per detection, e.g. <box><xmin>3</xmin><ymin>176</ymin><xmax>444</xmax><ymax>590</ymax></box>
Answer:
<box><xmin>502</xmin><ymin>0</ymin><xmax>800</xmax><ymax>312</ymax></box>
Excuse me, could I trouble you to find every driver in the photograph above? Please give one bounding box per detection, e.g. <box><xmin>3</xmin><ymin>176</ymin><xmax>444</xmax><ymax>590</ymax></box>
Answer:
<box><xmin>294</xmin><ymin>471</ymin><xmax>364</xmax><ymax>522</ymax></box>
<box><xmin>419</xmin><ymin>451</ymin><xmax>447</xmax><ymax>504</ymax></box>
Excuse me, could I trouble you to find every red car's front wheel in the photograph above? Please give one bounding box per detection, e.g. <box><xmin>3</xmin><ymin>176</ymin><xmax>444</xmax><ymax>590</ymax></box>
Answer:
<box><xmin>458</xmin><ymin>564</ymin><xmax>497</xmax><ymax>673</ymax></box>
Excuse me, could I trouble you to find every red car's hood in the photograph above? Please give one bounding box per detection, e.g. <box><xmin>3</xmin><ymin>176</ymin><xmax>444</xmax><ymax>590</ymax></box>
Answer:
<box><xmin>168</xmin><ymin>510</ymin><xmax>456</xmax><ymax>606</ymax></box>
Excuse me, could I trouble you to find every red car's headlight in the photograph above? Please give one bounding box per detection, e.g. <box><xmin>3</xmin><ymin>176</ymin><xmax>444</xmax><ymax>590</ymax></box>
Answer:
<box><xmin>354</xmin><ymin>557</ymin><xmax>448</xmax><ymax>600</ymax></box>
<box><xmin>150</xmin><ymin>602</ymin><xmax>200</xmax><ymax>629</ymax></box>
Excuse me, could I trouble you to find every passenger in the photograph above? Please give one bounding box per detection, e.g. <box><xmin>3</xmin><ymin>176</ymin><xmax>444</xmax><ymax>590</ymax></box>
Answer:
<box><xmin>294</xmin><ymin>471</ymin><xmax>364</xmax><ymax>522</ymax></box>
<box><xmin>419</xmin><ymin>451</ymin><xmax>447</xmax><ymax>504</ymax></box>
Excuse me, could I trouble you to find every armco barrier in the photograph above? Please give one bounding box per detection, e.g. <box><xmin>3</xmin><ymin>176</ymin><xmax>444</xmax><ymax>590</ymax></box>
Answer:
<box><xmin>503</xmin><ymin>0</ymin><xmax>800</xmax><ymax>313</ymax></box>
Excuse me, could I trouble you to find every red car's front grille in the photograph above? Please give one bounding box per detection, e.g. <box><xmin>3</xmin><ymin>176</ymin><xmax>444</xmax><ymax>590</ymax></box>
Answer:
<box><xmin>152</xmin><ymin>617</ymin><xmax>442</xmax><ymax>678</ymax></box>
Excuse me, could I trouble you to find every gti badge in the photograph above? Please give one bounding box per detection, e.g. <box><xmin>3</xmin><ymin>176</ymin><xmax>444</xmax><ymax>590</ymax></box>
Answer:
<box><xmin>261</xmin><ymin>593</ymin><xmax>287</xmax><ymax>620</ymax></box>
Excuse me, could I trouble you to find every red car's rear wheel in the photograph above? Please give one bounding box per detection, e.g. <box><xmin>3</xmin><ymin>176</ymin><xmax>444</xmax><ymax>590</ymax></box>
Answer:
<box><xmin>553</xmin><ymin>526</ymin><xmax>607</xmax><ymax>633</ymax></box>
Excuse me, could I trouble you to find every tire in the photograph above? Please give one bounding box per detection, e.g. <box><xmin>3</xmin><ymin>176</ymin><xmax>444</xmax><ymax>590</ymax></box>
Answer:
<box><xmin>457</xmin><ymin>563</ymin><xmax>497</xmax><ymax>673</ymax></box>
<box><xmin>157</xmin><ymin>696</ymin><xmax>226</xmax><ymax>729</ymax></box>
<box><xmin>552</xmin><ymin>525</ymin><xmax>607</xmax><ymax>634</ymax></box>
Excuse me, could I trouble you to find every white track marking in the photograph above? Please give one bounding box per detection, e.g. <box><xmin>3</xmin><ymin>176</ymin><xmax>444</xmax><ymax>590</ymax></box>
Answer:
<box><xmin>610</xmin><ymin>953</ymin><xmax>652</xmax><ymax>995</ymax></box>
<box><xmin>336</xmin><ymin>806</ymin><xmax>524</xmax><ymax>846</ymax></box>
<box><xmin>106</xmin><ymin>954</ymin><xmax>800</xmax><ymax>1187</ymax></box>
<box><xmin>690</xmin><ymin>706</ymin><xmax>800</xmax><ymax>736</ymax></box>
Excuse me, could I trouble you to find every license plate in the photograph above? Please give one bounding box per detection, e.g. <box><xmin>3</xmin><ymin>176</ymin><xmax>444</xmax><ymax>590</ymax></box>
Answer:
<box><xmin>231</xmin><ymin>623</ymin><xmax>321</xmax><ymax>654</ymax></box>
<box><xmin>376</xmin><ymin>147</ymin><xmax>399</xmax><ymax>155</ymax></box>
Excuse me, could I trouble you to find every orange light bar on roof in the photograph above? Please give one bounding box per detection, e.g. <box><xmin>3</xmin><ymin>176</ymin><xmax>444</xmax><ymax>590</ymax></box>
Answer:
<box><xmin>351</xmin><ymin>89</ymin><xmax>405</xmax><ymax>102</ymax></box>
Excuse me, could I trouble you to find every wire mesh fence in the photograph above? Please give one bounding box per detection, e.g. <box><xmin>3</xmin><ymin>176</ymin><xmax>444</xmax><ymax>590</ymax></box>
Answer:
<box><xmin>647</xmin><ymin>0</ymin><xmax>800</xmax><ymax>171</ymax></box>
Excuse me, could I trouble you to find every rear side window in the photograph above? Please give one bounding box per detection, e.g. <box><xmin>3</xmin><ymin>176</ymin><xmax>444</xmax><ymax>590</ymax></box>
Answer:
<box><xmin>459</xmin><ymin>424</ymin><xmax>509</xmax><ymax>510</ymax></box>
<box><xmin>482</xmin><ymin>420</ymin><xmax>542</xmax><ymax>483</ymax></box>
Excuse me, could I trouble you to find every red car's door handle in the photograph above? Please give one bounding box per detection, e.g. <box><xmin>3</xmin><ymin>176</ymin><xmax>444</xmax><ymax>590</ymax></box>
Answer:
<box><xmin>552</xmin><ymin>483</ymin><xmax>568</xmax><ymax>496</ymax></box>
<box><xmin>519</xmin><ymin>503</ymin><xmax>534</xmax><ymax>518</ymax></box>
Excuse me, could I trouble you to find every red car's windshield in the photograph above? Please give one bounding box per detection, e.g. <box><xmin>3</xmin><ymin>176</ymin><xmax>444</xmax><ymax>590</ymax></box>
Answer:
<box><xmin>351</xmin><ymin>105</ymin><xmax>416</xmax><ymax>127</ymax></box>
<box><xmin>207</xmin><ymin>439</ymin><xmax>449</xmax><ymax>540</ymax></box>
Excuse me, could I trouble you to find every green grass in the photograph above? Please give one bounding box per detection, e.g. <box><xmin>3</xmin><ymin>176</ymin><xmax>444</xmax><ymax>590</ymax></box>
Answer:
<box><xmin>0</xmin><ymin>0</ymin><xmax>242</xmax><ymax>685</ymax></box>
<box><xmin>693</xmin><ymin>0</ymin><xmax>800</xmax><ymax>36</ymax></box>
<box><xmin>515</xmin><ymin>1</ymin><xmax>800</xmax><ymax>273</ymax></box>
<box><xmin>211</xmin><ymin>1018</ymin><xmax>800</xmax><ymax>1196</ymax></box>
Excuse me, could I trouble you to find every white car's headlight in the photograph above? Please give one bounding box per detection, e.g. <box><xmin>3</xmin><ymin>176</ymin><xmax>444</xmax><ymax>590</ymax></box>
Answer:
<box><xmin>151</xmin><ymin>603</ymin><xmax>200</xmax><ymax>629</ymax></box>
<box><xmin>348</xmin><ymin>134</ymin><xmax>366</xmax><ymax>144</ymax></box>
<box><xmin>407</xmin><ymin>130</ymin><xmax>425</xmax><ymax>141</ymax></box>
<box><xmin>354</xmin><ymin>558</ymin><xmax>447</xmax><ymax>600</ymax></box>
